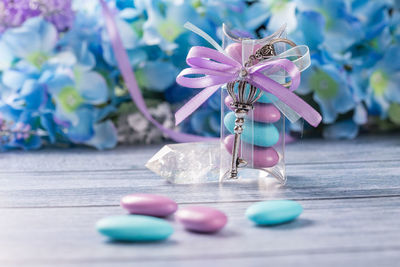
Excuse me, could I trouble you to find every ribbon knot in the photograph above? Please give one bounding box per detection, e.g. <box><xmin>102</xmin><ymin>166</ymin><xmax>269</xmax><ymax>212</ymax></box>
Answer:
<box><xmin>175</xmin><ymin>45</ymin><xmax>322</xmax><ymax>127</ymax></box>
<box><xmin>239</xmin><ymin>67</ymin><xmax>249</xmax><ymax>79</ymax></box>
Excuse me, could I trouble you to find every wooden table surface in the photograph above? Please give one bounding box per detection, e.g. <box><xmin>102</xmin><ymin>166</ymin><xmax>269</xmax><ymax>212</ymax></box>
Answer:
<box><xmin>1</xmin><ymin>135</ymin><xmax>400</xmax><ymax>267</ymax></box>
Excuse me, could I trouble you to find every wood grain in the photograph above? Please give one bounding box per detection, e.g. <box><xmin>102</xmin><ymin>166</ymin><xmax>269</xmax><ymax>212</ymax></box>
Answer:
<box><xmin>0</xmin><ymin>135</ymin><xmax>399</xmax><ymax>173</ymax></box>
<box><xmin>0</xmin><ymin>135</ymin><xmax>399</xmax><ymax>266</ymax></box>
<box><xmin>1</xmin><ymin>160</ymin><xmax>400</xmax><ymax>208</ymax></box>
<box><xmin>1</xmin><ymin>197</ymin><xmax>400</xmax><ymax>266</ymax></box>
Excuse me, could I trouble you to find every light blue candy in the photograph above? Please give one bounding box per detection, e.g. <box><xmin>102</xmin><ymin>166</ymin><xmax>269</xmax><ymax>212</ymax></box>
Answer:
<box><xmin>224</xmin><ymin>111</ymin><xmax>279</xmax><ymax>147</ymax></box>
<box><xmin>258</xmin><ymin>92</ymin><xmax>279</xmax><ymax>103</ymax></box>
<box><xmin>246</xmin><ymin>200</ymin><xmax>303</xmax><ymax>225</ymax></box>
<box><xmin>96</xmin><ymin>215</ymin><xmax>174</xmax><ymax>242</ymax></box>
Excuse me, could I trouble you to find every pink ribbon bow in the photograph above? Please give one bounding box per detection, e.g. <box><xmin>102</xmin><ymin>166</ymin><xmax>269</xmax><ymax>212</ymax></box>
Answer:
<box><xmin>175</xmin><ymin>46</ymin><xmax>322</xmax><ymax>127</ymax></box>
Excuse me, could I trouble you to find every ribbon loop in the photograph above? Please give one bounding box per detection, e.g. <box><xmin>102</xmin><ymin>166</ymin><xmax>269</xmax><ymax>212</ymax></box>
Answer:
<box><xmin>175</xmin><ymin>25</ymin><xmax>322</xmax><ymax>128</ymax></box>
<box><xmin>187</xmin><ymin>46</ymin><xmax>241</xmax><ymax>69</ymax></box>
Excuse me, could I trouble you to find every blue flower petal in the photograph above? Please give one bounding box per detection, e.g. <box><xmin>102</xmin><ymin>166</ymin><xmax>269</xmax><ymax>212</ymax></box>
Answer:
<box><xmin>136</xmin><ymin>60</ymin><xmax>178</xmax><ymax>92</ymax></box>
<box><xmin>66</xmin><ymin>108</ymin><xmax>94</xmax><ymax>142</ymax></box>
<box><xmin>76</xmin><ymin>71</ymin><xmax>108</xmax><ymax>104</ymax></box>
<box><xmin>268</xmin><ymin>2</ymin><xmax>297</xmax><ymax>33</ymax></box>
<box><xmin>164</xmin><ymin>84</ymin><xmax>195</xmax><ymax>104</ymax></box>
<box><xmin>0</xmin><ymin>103</ymin><xmax>22</xmax><ymax>121</ymax></box>
<box><xmin>243</xmin><ymin>3</ymin><xmax>271</xmax><ymax>30</ymax></box>
<box><xmin>310</xmin><ymin>65</ymin><xmax>356</xmax><ymax>123</ymax></box>
<box><xmin>190</xmin><ymin>109</ymin><xmax>216</xmax><ymax>136</ymax></box>
<box><xmin>2</xmin><ymin>26</ymin><xmax>40</xmax><ymax>58</ymax></box>
<box><xmin>385</xmin><ymin>72</ymin><xmax>400</xmax><ymax>103</ymax></box>
<box><xmin>2</xmin><ymin>69</ymin><xmax>28</xmax><ymax>91</ymax></box>
<box><xmin>18</xmin><ymin>79</ymin><xmax>45</xmax><ymax>110</ymax></box>
<box><xmin>2</xmin><ymin>17</ymin><xmax>57</xmax><ymax>58</ymax></box>
<box><xmin>102</xmin><ymin>18</ymin><xmax>138</xmax><ymax>50</ymax></box>
<box><xmin>324</xmin><ymin>19</ymin><xmax>363</xmax><ymax>53</ymax></box>
<box><xmin>382</xmin><ymin>46</ymin><xmax>400</xmax><ymax>72</ymax></box>
<box><xmin>353</xmin><ymin>103</ymin><xmax>368</xmax><ymax>125</ymax></box>
<box><xmin>40</xmin><ymin>113</ymin><xmax>57</xmax><ymax>143</ymax></box>
<box><xmin>0</xmin><ymin>41</ymin><xmax>14</xmax><ymax>70</ymax></box>
<box><xmin>84</xmin><ymin>120</ymin><xmax>117</xmax><ymax>150</ymax></box>
<box><xmin>323</xmin><ymin>120</ymin><xmax>359</xmax><ymax>139</ymax></box>
<box><xmin>297</xmin><ymin>11</ymin><xmax>325</xmax><ymax>51</ymax></box>
<box><xmin>208</xmin><ymin>112</ymin><xmax>220</xmax><ymax>134</ymax></box>
<box><xmin>44</xmin><ymin>71</ymin><xmax>75</xmax><ymax>95</ymax></box>
<box><xmin>12</xmin><ymin>135</ymin><xmax>42</xmax><ymax>150</ymax></box>
<box><xmin>75</xmin><ymin>43</ymin><xmax>96</xmax><ymax>70</ymax></box>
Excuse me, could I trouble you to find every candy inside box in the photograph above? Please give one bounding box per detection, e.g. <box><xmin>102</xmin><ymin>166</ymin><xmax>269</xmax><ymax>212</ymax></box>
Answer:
<box><xmin>146</xmin><ymin>25</ymin><xmax>297</xmax><ymax>185</ymax></box>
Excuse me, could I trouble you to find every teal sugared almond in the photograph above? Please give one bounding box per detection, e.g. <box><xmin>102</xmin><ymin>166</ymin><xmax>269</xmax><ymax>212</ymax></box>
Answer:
<box><xmin>245</xmin><ymin>200</ymin><xmax>303</xmax><ymax>226</ymax></box>
<box><xmin>224</xmin><ymin>111</ymin><xmax>280</xmax><ymax>147</ymax></box>
<box><xmin>258</xmin><ymin>92</ymin><xmax>279</xmax><ymax>104</ymax></box>
<box><xmin>96</xmin><ymin>215</ymin><xmax>174</xmax><ymax>242</ymax></box>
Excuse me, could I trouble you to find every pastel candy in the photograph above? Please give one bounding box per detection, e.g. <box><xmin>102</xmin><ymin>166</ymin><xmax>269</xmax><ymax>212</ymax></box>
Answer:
<box><xmin>96</xmin><ymin>215</ymin><xmax>174</xmax><ymax>242</ymax></box>
<box><xmin>121</xmin><ymin>193</ymin><xmax>178</xmax><ymax>217</ymax></box>
<box><xmin>246</xmin><ymin>200</ymin><xmax>303</xmax><ymax>226</ymax></box>
<box><xmin>225</xmin><ymin>42</ymin><xmax>263</xmax><ymax>64</ymax></box>
<box><xmin>225</xmin><ymin>96</ymin><xmax>281</xmax><ymax>123</ymax></box>
<box><xmin>258</xmin><ymin>93</ymin><xmax>279</xmax><ymax>104</ymax></box>
<box><xmin>225</xmin><ymin>42</ymin><xmax>243</xmax><ymax>63</ymax></box>
<box><xmin>223</xmin><ymin>135</ymin><xmax>279</xmax><ymax>168</ymax></box>
<box><xmin>175</xmin><ymin>206</ymin><xmax>227</xmax><ymax>233</ymax></box>
<box><xmin>224</xmin><ymin>111</ymin><xmax>280</xmax><ymax>147</ymax></box>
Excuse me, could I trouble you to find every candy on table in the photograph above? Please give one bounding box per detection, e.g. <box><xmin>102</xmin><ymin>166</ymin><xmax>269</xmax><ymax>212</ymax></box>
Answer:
<box><xmin>245</xmin><ymin>200</ymin><xmax>303</xmax><ymax>226</ymax></box>
<box><xmin>224</xmin><ymin>111</ymin><xmax>280</xmax><ymax>147</ymax></box>
<box><xmin>223</xmin><ymin>135</ymin><xmax>279</xmax><ymax>168</ymax></box>
<box><xmin>96</xmin><ymin>215</ymin><xmax>174</xmax><ymax>242</ymax></box>
<box><xmin>175</xmin><ymin>206</ymin><xmax>228</xmax><ymax>233</ymax></box>
<box><xmin>97</xmin><ymin>193</ymin><xmax>305</xmax><ymax>242</ymax></box>
<box><xmin>120</xmin><ymin>193</ymin><xmax>178</xmax><ymax>217</ymax></box>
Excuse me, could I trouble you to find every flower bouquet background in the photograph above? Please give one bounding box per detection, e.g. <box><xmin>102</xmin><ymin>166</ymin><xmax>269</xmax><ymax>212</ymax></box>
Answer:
<box><xmin>0</xmin><ymin>0</ymin><xmax>399</xmax><ymax>151</ymax></box>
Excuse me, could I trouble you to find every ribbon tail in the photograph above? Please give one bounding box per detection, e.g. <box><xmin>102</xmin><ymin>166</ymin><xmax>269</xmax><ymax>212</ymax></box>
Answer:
<box><xmin>273</xmin><ymin>99</ymin><xmax>302</xmax><ymax>123</ymax></box>
<box><xmin>184</xmin><ymin>22</ymin><xmax>227</xmax><ymax>55</ymax></box>
<box><xmin>175</xmin><ymin>85</ymin><xmax>221</xmax><ymax>125</ymax></box>
<box><xmin>100</xmin><ymin>0</ymin><xmax>215</xmax><ymax>142</ymax></box>
<box><xmin>252</xmin><ymin>73</ymin><xmax>322</xmax><ymax>127</ymax></box>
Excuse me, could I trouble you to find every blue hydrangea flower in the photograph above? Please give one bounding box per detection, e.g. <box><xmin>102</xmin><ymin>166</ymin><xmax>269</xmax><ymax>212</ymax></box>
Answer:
<box><xmin>43</xmin><ymin>65</ymin><xmax>117</xmax><ymax>149</ymax></box>
<box><xmin>0</xmin><ymin>17</ymin><xmax>58</xmax><ymax>71</ymax></box>
<box><xmin>322</xmin><ymin>119</ymin><xmax>359</xmax><ymax>139</ymax></box>
<box><xmin>1</xmin><ymin>0</ymin><xmax>400</xmax><ymax>147</ymax></box>
<box><xmin>0</xmin><ymin>16</ymin><xmax>117</xmax><ymax>149</ymax></box>
<box><xmin>297</xmin><ymin>60</ymin><xmax>356</xmax><ymax>124</ymax></box>
<box><xmin>188</xmin><ymin>91</ymin><xmax>220</xmax><ymax>137</ymax></box>
<box><xmin>294</xmin><ymin>0</ymin><xmax>364</xmax><ymax>55</ymax></box>
<box><xmin>365</xmin><ymin>45</ymin><xmax>400</xmax><ymax>119</ymax></box>
<box><xmin>140</xmin><ymin>0</ymin><xmax>213</xmax><ymax>52</ymax></box>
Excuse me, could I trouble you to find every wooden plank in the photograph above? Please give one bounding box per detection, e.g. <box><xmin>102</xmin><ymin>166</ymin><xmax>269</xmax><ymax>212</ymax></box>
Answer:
<box><xmin>0</xmin><ymin>135</ymin><xmax>399</xmax><ymax>173</ymax></box>
<box><xmin>0</xmin><ymin>197</ymin><xmax>399</xmax><ymax>266</ymax></box>
<box><xmin>1</xmin><ymin>135</ymin><xmax>399</xmax><ymax>266</ymax></box>
<box><xmin>5</xmin><ymin>250</ymin><xmax>400</xmax><ymax>267</ymax></box>
<box><xmin>1</xmin><ymin>159</ymin><xmax>400</xmax><ymax>208</ymax></box>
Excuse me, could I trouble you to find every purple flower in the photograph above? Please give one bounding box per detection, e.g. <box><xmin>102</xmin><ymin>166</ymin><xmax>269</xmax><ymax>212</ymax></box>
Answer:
<box><xmin>0</xmin><ymin>0</ymin><xmax>74</xmax><ymax>32</ymax></box>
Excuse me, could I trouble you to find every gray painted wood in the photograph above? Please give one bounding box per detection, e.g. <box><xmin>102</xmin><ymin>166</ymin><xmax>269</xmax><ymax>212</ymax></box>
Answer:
<box><xmin>0</xmin><ymin>135</ymin><xmax>400</xmax><ymax>266</ymax></box>
<box><xmin>1</xmin><ymin>197</ymin><xmax>400</xmax><ymax>266</ymax></box>
<box><xmin>0</xmin><ymin>134</ymin><xmax>399</xmax><ymax>173</ymax></box>
<box><xmin>1</xmin><ymin>160</ymin><xmax>400</xmax><ymax>208</ymax></box>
